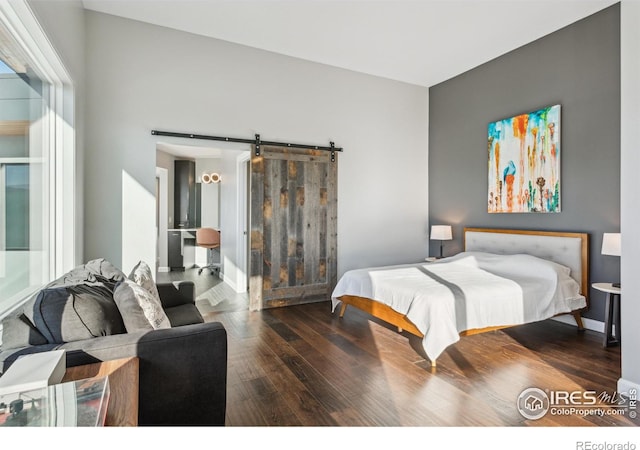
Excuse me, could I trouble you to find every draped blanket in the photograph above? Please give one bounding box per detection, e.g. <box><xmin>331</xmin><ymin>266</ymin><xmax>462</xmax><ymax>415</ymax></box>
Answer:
<box><xmin>331</xmin><ymin>252</ymin><xmax>586</xmax><ymax>362</ymax></box>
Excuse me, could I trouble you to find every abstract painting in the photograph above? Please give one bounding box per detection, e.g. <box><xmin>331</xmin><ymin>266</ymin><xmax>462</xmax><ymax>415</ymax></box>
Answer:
<box><xmin>488</xmin><ymin>104</ymin><xmax>561</xmax><ymax>213</ymax></box>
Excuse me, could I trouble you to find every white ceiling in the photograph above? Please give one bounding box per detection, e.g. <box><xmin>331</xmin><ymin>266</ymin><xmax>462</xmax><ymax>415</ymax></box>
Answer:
<box><xmin>81</xmin><ymin>0</ymin><xmax>618</xmax><ymax>88</ymax></box>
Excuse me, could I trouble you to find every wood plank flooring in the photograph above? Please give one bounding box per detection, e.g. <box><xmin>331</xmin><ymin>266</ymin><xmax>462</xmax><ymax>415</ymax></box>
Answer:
<box><xmin>201</xmin><ymin>301</ymin><xmax>639</xmax><ymax>427</ymax></box>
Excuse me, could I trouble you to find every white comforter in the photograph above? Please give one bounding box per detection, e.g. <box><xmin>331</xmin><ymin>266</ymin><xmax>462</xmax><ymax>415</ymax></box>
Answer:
<box><xmin>331</xmin><ymin>252</ymin><xmax>586</xmax><ymax>362</ymax></box>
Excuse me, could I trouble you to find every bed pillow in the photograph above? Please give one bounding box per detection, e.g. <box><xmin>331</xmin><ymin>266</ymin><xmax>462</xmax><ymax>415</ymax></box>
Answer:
<box><xmin>113</xmin><ymin>279</ymin><xmax>171</xmax><ymax>332</ymax></box>
<box><xmin>514</xmin><ymin>253</ymin><xmax>573</xmax><ymax>279</ymax></box>
<box><xmin>539</xmin><ymin>257</ymin><xmax>572</xmax><ymax>277</ymax></box>
<box><xmin>457</xmin><ymin>251</ymin><xmax>572</xmax><ymax>277</ymax></box>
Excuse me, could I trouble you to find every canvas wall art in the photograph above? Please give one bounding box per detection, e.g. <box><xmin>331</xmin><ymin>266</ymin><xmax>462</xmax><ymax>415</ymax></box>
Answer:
<box><xmin>487</xmin><ymin>104</ymin><xmax>561</xmax><ymax>213</ymax></box>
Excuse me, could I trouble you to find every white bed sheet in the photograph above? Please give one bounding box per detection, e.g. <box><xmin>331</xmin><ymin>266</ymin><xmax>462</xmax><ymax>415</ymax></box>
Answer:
<box><xmin>331</xmin><ymin>251</ymin><xmax>586</xmax><ymax>362</ymax></box>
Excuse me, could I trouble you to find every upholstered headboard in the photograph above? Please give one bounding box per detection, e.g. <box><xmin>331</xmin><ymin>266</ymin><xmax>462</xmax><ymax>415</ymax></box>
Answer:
<box><xmin>464</xmin><ymin>228</ymin><xmax>589</xmax><ymax>299</ymax></box>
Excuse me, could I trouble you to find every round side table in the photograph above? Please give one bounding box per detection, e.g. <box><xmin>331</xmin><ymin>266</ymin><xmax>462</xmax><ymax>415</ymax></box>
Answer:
<box><xmin>592</xmin><ymin>282</ymin><xmax>621</xmax><ymax>348</ymax></box>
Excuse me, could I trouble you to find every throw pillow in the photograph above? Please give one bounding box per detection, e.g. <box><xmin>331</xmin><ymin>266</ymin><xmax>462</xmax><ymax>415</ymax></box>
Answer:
<box><xmin>22</xmin><ymin>284</ymin><xmax>126</xmax><ymax>344</ymax></box>
<box><xmin>128</xmin><ymin>260</ymin><xmax>162</xmax><ymax>306</ymax></box>
<box><xmin>113</xmin><ymin>279</ymin><xmax>171</xmax><ymax>332</ymax></box>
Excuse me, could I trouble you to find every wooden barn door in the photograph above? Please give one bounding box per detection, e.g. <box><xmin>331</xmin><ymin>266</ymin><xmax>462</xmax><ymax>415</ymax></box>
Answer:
<box><xmin>249</xmin><ymin>145</ymin><xmax>337</xmax><ymax>311</ymax></box>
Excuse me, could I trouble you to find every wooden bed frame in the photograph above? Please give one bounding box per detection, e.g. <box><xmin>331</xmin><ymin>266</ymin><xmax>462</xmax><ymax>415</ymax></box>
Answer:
<box><xmin>336</xmin><ymin>228</ymin><xmax>589</xmax><ymax>367</ymax></box>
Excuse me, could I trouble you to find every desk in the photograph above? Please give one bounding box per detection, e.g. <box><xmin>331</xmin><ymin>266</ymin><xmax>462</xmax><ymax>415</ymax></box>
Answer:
<box><xmin>592</xmin><ymin>283</ymin><xmax>621</xmax><ymax>348</ymax></box>
<box><xmin>168</xmin><ymin>229</ymin><xmax>197</xmax><ymax>270</ymax></box>
<box><xmin>63</xmin><ymin>357</ymin><xmax>139</xmax><ymax>426</ymax></box>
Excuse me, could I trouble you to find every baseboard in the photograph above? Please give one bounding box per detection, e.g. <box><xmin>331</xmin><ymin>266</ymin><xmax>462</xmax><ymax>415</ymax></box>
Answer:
<box><xmin>157</xmin><ymin>266</ymin><xmax>170</xmax><ymax>273</ymax></box>
<box><xmin>552</xmin><ymin>314</ymin><xmax>604</xmax><ymax>333</ymax></box>
<box><xmin>221</xmin><ymin>271</ymin><xmax>236</xmax><ymax>291</ymax></box>
<box><xmin>618</xmin><ymin>377</ymin><xmax>640</xmax><ymax>397</ymax></box>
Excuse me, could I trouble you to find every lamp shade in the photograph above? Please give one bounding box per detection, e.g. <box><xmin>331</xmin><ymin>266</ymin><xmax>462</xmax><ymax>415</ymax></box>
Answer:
<box><xmin>430</xmin><ymin>225</ymin><xmax>452</xmax><ymax>241</ymax></box>
<box><xmin>601</xmin><ymin>232</ymin><xmax>621</xmax><ymax>256</ymax></box>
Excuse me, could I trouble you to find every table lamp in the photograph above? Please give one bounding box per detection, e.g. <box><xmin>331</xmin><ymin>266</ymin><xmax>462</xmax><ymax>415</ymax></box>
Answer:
<box><xmin>430</xmin><ymin>225</ymin><xmax>452</xmax><ymax>259</ymax></box>
<box><xmin>601</xmin><ymin>232</ymin><xmax>621</xmax><ymax>288</ymax></box>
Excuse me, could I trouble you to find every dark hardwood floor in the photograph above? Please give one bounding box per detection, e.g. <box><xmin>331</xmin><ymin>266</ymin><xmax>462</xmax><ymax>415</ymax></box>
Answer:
<box><xmin>202</xmin><ymin>301</ymin><xmax>639</xmax><ymax>427</ymax></box>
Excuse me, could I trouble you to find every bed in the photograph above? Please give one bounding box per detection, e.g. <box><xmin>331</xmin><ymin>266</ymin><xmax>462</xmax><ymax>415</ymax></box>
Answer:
<box><xmin>331</xmin><ymin>228</ymin><xmax>589</xmax><ymax>367</ymax></box>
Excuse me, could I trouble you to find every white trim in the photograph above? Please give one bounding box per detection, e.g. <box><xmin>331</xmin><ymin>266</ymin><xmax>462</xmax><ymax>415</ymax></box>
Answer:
<box><xmin>0</xmin><ymin>158</ymin><xmax>45</xmax><ymax>164</ymax></box>
<box><xmin>57</xmin><ymin>81</ymin><xmax>76</xmax><ymax>275</ymax></box>
<box><xmin>0</xmin><ymin>1</ymin><xmax>72</xmax><ymax>84</ymax></box>
<box><xmin>155</xmin><ymin>166</ymin><xmax>168</xmax><ymax>274</ymax></box>
<box><xmin>617</xmin><ymin>377</ymin><xmax>640</xmax><ymax>398</ymax></box>
<box><xmin>235</xmin><ymin>152</ymin><xmax>250</xmax><ymax>294</ymax></box>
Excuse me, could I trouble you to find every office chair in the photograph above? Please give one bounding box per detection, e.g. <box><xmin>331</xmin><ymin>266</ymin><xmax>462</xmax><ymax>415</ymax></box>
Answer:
<box><xmin>196</xmin><ymin>228</ymin><xmax>221</xmax><ymax>276</ymax></box>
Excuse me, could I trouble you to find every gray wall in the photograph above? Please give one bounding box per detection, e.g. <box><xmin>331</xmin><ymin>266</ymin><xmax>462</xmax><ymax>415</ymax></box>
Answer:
<box><xmin>428</xmin><ymin>4</ymin><xmax>620</xmax><ymax>322</ymax></box>
<box><xmin>84</xmin><ymin>11</ymin><xmax>429</xmax><ymax>276</ymax></box>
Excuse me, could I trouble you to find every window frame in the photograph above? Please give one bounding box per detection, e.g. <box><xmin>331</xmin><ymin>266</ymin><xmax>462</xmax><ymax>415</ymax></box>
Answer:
<box><xmin>0</xmin><ymin>0</ymin><xmax>75</xmax><ymax>318</ymax></box>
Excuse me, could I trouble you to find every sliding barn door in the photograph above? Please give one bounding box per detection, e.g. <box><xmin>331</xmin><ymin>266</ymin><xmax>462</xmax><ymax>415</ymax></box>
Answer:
<box><xmin>249</xmin><ymin>145</ymin><xmax>337</xmax><ymax>311</ymax></box>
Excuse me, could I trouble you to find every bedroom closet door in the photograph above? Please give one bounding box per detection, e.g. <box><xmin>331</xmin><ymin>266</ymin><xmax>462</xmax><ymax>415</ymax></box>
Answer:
<box><xmin>249</xmin><ymin>145</ymin><xmax>337</xmax><ymax>311</ymax></box>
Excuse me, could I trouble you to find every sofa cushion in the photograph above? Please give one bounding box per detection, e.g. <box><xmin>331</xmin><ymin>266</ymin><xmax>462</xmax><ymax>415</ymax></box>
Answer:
<box><xmin>164</xmin><ymin>304</ymin><xmax>204</xmax><ymax>327</ymax></box>
<box><xmin>113</xmin><ymin>279</ymin><xmax>171</xmax><ymax>332</ymax></box>
<box><xmin>22</xmin><ymin>284</ymin><xmax>126</xmax><ymax>344</ymax></box>
<box><xmin>156</xmin><ymin>281</ymin><xmax>195</xmax><ymax>309</ymax></box>
<box><xmin>0</xmin><ymin>310</ymin><xmax>48</xmax><ymax>350</ymax></box>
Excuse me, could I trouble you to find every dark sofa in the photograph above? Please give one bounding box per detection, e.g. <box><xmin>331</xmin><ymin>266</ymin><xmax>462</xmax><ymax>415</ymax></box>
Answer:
<box><xmin>0</xmin><ymin>260</ymin><xmax>227</xmax><ymax>426</ymax></box>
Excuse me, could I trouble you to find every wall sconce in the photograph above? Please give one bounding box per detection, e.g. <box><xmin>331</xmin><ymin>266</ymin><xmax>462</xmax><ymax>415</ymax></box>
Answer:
<box><xmin>430</xmin><ymin>225</ymin><xmax>452</xmax><ymax>258</ymax></box>
<box><xmin>201</xmin><ymin>172</ymin><xmax>221</xmax><ymax>184</ymax></box>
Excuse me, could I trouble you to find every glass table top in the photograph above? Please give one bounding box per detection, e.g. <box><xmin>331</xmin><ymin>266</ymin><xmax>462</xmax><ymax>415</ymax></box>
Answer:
<box><xmin>0</xmin><ymin>376</ymin><xmax>110</xmax><ymax>427</ymax></box>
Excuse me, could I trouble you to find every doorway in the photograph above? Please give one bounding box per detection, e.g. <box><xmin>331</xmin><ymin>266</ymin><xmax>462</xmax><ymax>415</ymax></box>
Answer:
<box><xmin>154</xmin><ymin>141</ymin><xmax>250</xmax><ymax>314</ymax></box>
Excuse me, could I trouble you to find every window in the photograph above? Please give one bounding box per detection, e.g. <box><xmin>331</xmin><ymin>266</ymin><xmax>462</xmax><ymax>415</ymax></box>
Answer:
<box><xmin>0</xmin><ymin>2</ymin><xmax>75</xmax><ymax>318</ymax></box>
<box><xmin>4</xmin><ymin>163</ymin><xmax>30</xmax><ymax>250</ymax></box>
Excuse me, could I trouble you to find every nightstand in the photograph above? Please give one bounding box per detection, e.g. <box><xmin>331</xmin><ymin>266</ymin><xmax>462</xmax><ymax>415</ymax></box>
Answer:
<box><xmin>592</xmin><ymin>282</ymin><xmax>621</xmax><ymax>348</ymax></box>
